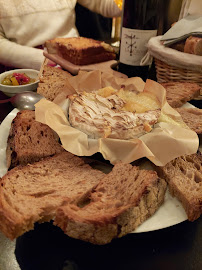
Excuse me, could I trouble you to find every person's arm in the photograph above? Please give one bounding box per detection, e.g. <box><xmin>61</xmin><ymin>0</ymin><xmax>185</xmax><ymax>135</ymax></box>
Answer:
<box><xmin>77</xmin><ymin>0</ymin><xmax>121</xmax><ymax>17</ymax></box>
<box><xmin>0</xmin><ymin>27</ymin><xmax>45</xmax><ymax>70</ymax></box>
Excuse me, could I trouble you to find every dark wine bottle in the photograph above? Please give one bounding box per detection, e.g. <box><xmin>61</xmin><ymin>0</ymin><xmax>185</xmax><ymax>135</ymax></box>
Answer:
<box><xmin>118</xmin><ymin>0</ymin><xmax>161</xmax><ymax>80</ymax></box>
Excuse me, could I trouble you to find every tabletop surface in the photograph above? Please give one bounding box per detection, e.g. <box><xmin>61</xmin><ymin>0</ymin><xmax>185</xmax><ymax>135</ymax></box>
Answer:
<box><xmin>0</xmin><ymin>218</ymin><xmax>201</xmax><ymax>270</ymax></box>
<box><xmin>0</xmin><ymin>90</ymin><xmax>201</xmax><ymax>270</ymax></box>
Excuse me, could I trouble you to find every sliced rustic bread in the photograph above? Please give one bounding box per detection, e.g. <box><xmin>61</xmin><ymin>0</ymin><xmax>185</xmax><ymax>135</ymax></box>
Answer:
<box><xmin>175</xmin><ymin>107</ymin><xmax>202</xmax><ymax>134</ymax></box>
<box><xmin>39</xmin><ymin>65</ymin><xmax>72</xmax><ymax>81</ymax></box>
<box><xmin>45</xmin><ymin>37</ymin><xmax>116</xmax><ymax>66</ymax></box>
<box><xmin>37</xmin><ymin>65</ymin><xmax>72</xmax><ymax>101</ymax></box>
<box><xmin>184</xmin><ymin>36</ymin><xmax>202</xmax><ymax>56</ymax></box>
<box><xmin>155</xmin><ymin>153</ymin><xmax>202</xmax><ymax>221</ymax></box>
<box><xmin>0</xmin><ymin>151</ymin><xmax>105</xmax><ymax>240</ymax></box>
<box><xmin>160</xmin><ymin>82</ymin><xmax>200</xmax><ymax>108</ymax></box>
<box><xmin>6</xmin><ymin>110</ymin><xmax>63</xmax><ymax>169</ymax></box>
<box><xmin>55</xmin><ymin>163</ymin><xmax>167</xmax><ymax>245</ymax></box>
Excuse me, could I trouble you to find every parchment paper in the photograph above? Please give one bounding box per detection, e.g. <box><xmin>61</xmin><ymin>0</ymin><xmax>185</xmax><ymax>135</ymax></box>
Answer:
<box><xmin>35</xmin><ymin>70</ymin><xmax>199</xmax><ymax>166</ymax></box>
<box><xmin>0</xmin><ymin>109</ymin><xmax>192</xmax><ymax>232</ymax></box>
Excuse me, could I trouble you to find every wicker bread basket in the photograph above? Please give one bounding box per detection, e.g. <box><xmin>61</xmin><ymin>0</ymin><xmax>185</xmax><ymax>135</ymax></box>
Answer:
<box><xmin>148</xmin><ymin>36</ymin><xmax>202</xmax><ymax>98</ymax></box>
<box><xmin>155</xmin><ymin>58</ymin><xmax>202</xmax><ymax>87</ymax></box>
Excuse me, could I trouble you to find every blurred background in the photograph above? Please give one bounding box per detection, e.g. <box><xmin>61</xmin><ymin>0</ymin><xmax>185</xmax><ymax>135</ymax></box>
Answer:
<box><xmin>75</xmin><ymin>0</ymin><xmax>184</xmax><ymax>44</ymax></box>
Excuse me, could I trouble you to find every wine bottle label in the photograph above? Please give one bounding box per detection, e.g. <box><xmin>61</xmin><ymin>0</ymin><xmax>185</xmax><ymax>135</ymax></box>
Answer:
<box><xmin>120</xmin><ymin>27</ymin><xmax>157</xmax><ymax>66</ymax></box>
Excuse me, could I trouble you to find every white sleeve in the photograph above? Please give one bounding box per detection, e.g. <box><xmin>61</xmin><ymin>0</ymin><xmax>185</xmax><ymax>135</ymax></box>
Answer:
<box><xmin>0</xmin><ymin>29</ymin><xmax>45</xmax><ymax>70</ymax></box>
<box><xmin>77</xmin><ymin>0</ymin><xmax>121</xmax><ymax>17</ymax></box>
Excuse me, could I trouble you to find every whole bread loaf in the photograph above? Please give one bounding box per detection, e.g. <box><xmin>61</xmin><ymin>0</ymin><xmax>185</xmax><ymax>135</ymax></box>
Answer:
<box><xmin>45</xmin><ymin>37</ymin><xmax>116</xmax><ymax>65</ymax></box>
<box><xmin>0</xmin><ymin>151</ymin><xmax>105</xmax><ymax>240</ymax></box>
<box><xmin>55</xmin><ymin>163</ymin><xmax>167</xmax><ymax>245</ymax></box>
<box><xmin>155</xmin><ymin>153</ymin><xmax>202</xmax><ymax>221</ymax></box>
<box><xmin>6</xmin><ymin>110</ymin><xmax>63</xmax><ymax>169</ymax></box>
<box><xmin>37</xmin><ymin>65</ymin><xmax>72</xmax><ymax>101</ymax></box>
<box><xmin>160</xmin><ymin>82</ymin><xmax>200</xmax><ymax>108</ymax></box>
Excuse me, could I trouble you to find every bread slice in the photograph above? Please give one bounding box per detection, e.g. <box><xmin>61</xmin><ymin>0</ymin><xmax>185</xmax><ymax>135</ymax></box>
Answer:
<box><xmin>37</xmin><ymin>65</ymin><xmax>72</xmax><ymax>101</ymax></box>
<box><xmin>155</xmin><ymin>153</ymin><xmax>202</xmax><ymax>221</ymax></box>
<box><xmin>6</xmin><ymin>110</ymin><xmax>63</xmax><ymax>169</ymax></box>
<box><xmin>55</xmin><ymin>163</ymin><xmax>167</xmax><ymax>245</ymax></box>
<box><xmin>184</xmin><ymin>36</ymin><xmax>202</xmax><ymax>56</ymax></box>
<box><xmin>160</xmin><ymin>82</ymin><xmax>200</xmax><ymax>108</ymax></box>
<box><xmin>45</xmin><ymin>37</ymin><xmax>116</xmax><ymax>65</ymax></box>
<box><xmin>175</xmin><ymin>107</ymin><xmax>202</xmax><ymax>134</ymax></box>
<box><xmin>0</xmin><ymin>151</ymin><xmax>105</xmax><ymax>240</ymax></box>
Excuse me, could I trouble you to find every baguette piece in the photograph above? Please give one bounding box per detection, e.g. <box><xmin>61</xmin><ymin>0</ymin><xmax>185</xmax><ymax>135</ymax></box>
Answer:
<box><xmin>0</xmin><ymin>151</ymin><xmax>105</xmax><ymax>240</ymax></box>
<box><xmin>155</xmin><ymin>153</ymin><xmax>202</xmax><ymax>221</ymax></box>
<box><xmin>37</xmin><ymin>65</ymin><xmax>72</xmax><ymax>101</ymax></box>
<box><xmin>6</xmin><ymin>110</ymin><xmax>63</xmax><ymax>169</ymax></box>
<box><xmin>161</xmin><ymin>82</ymin><xmax>201</xmax><ymax>108</ymax></box>
<box><xmin>175</xmin><ymin>107</ymin><xmax>202</xmax><ymax>134</ymax></box>
<box><xmin>45</xmin><ymin>37</ymin><xmax>116</xmax><ymax>65</ymax></box>
<box><xmin>169</xmin><ymin>36</ymin><xmax>202</xmax><ymax>55</ymax></box>
<box><xmin>184</xmin><ymin>36</ymin><xmax>202</xmax><ymax>56</ymax></box>
<box><xmin>55</xmin><ymin>163</ymin><xmax>167</xmax><ymax>245</ymax></box>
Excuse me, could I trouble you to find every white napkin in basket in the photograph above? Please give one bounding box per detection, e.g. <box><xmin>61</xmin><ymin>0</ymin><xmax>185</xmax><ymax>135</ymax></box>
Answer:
<box><xmin>161</xmin><ymin>15</ymin><xmax>202</xmax><ymax>46</ymax></box>
<box><xmin>147</xmin><ymin>36</ymin><xmax>202</xmax><ymax>72</ymax></box>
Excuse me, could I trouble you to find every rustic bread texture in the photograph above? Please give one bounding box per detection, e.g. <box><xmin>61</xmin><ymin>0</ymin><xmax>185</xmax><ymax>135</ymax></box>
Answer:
<box><xmin>37</xmin><ymin>65</ymin><xmax>72</xmax><ymax>101</ymax></box>
<box><xmin>175</xmin><ymin>107</ymin><xmax>202</xmax><ymax>134</ymax></box>
<box><xmin>170</xmin><ymin>36</ymin><xmax>202</xmax><ymax>56</ymax></box>
<box><xmin>0</xmin><ymin>152</ymin><xmax>105</xmax><ymax>240</ymax></box>
<box><xmin>6</xmin><ymin>110</ymin><xmax>63</xmax><ymax>169</ymax></box>
<box><xmin>184</xmin><ymin>36</ymin><xmax>202</xmax><ymax>56</ymax></box>
<box><xmin>160</xmin><ymin>82</ymin><xmax>200</xmax><ymax>108</ymax></box>
<box><xmin>55</xmin><ymin>163</ymin><xmax>167</xmax><ymax>245</ymax></box>
<box><xmin>45</xmin><ymin>37</ymin><xmax>116</xmax><ymax>65</ymax></box>
<box><xmin>155</xmin><ymin>153</ymin><xmax>202</xmax><ymax>221</ymax></box>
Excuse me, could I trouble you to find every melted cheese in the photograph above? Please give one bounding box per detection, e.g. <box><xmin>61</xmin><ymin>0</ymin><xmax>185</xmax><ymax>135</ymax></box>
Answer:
<box><xmin>68</xmin><ymin>87</ymin><xmax>161</xmax><ymax>139</ymax></box>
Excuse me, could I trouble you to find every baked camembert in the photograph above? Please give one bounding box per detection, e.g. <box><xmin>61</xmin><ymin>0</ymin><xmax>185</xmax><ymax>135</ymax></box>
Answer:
<box><xmin>68</xmin><ymin>87</ymin><xmax>161</xmax><ymax>140</ymax></box>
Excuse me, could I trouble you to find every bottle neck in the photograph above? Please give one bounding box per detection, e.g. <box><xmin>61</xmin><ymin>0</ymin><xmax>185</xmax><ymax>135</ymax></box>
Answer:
<box><xmin>122</xmin><ymin>0</ymin><xmax>161</xmax><ymax>30</ymax></box>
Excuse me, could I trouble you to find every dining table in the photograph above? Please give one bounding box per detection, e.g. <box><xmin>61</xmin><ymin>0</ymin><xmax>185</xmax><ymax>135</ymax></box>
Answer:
<box><xmin>0</xmin><ymin>88</ymin><xmax>201</xmax><ymax>270</ymax></box>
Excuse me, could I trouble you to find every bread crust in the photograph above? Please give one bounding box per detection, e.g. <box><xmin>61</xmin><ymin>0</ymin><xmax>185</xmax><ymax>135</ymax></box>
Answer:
<box><xmin>0</xmin><ymin>152</ymin><xmax>105</xmax><ymax>240</ymax></box>
<box><xmin>184</xmin><ymin>36</ymin><xmax>202</xmax><ymax>56</ymax></box>
<box><xmin>169</xmin><ymin>36</ymin><xmax>202</xmax><ymax>56</ymax></box>
<box><xmin>45</xmin><ymin>37</ymin><xmax>116</xmax><ymax>65</ymax></box>
<box><xmin>155</xmin><ymin>153</ymin><xmax>202</xmax><ymax>221</ymax></box>
<box><xmin>161</xmin><ymin>82</ymin><xmax>200</xmax><ymax>108</ymax></box>
<box><xmin>175</xmin><ymin>107</ymin><xmax>202</xmax><ymax>134</ymax></box>
<box><xmin>7</xmin><ymin>110</ymin><xmax>63</xmax><ymax>169</ymax></box>
<box><xmin>55</xmin><ymin>163</ymin><xmax>167</xmax><ymax>244</ymax></box>
<box><xmin>37</xmin><ymin>65</ymin><xmax>72</xmax><ymax>101</ymax></box>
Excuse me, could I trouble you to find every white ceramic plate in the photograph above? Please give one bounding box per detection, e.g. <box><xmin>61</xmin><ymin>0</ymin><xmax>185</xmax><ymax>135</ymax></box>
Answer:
<box><xmin>1</xmin><ymin>108</ymin><xmax>195</xmax><ymax>233</ymax></box>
